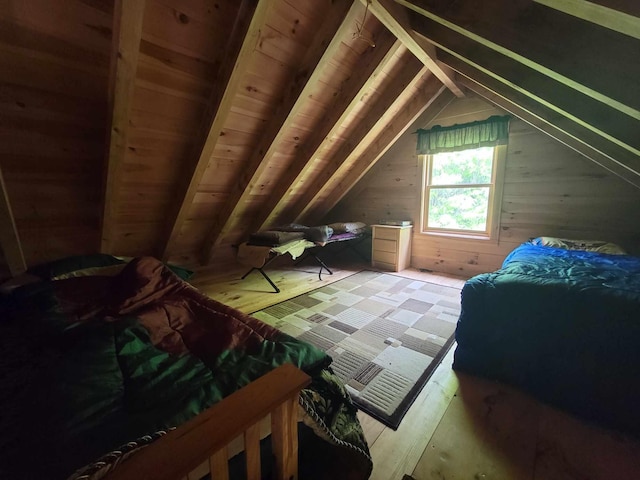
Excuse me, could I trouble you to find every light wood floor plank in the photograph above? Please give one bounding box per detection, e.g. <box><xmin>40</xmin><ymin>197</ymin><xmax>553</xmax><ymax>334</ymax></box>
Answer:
<box><xmin>533</xmin><ymin>402</ymin><xmax>640</xmax><ymax>480</ymax></box>
<box><xmin>412</xmin><ymin>372</ymin><xmax>539</xmax><ymax>480</ymax></box>
<box><xmin>368</xmin><ymin>347</ymin><xmax>460</xmax><ymax>480</ymax></box>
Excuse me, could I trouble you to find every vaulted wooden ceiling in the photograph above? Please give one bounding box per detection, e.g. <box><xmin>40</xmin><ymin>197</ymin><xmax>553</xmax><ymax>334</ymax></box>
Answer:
<box><xmin>0</xmin><ymin>0</ymin><xmax>638</xmax><ymax>274</ymax></box>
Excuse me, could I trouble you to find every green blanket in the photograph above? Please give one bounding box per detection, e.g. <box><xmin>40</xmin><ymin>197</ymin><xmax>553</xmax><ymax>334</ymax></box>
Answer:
<box><xmin>0</xmin><ymin>257</ymin><xmax>371</xmax><ymax>479</ymax></box>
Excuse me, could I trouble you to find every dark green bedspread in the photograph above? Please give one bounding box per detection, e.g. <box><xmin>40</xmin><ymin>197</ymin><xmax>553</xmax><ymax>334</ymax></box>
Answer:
<box><xmin>0</xmin><ymin>257</ymin><xmax>371</xmax><ymax>479</ymax></box>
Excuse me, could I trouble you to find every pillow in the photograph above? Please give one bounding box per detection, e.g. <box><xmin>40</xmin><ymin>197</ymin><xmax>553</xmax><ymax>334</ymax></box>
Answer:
<box><xmin>531</xmin><ymin>237</ymin><xmax>627</xmax><ymax>255</ymax></box>
<box><xmin>305</xmin><ymin>225</ymin><xmax>333</xmax><ymax>244</ymax></box>
<box><xmin>328</xmin><ymin>222</ymin><xmax>367</xmax><ymax>234</ymax></box>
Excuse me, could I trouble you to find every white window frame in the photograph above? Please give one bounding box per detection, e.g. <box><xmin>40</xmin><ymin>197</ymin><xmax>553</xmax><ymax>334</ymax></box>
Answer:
<box><xmin>420</xmin><ymin>145</ymin><xmax>507</xmax><ymax>242</ymax></box>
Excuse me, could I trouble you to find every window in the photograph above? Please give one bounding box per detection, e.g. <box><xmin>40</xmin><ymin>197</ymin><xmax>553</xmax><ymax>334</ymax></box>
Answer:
<box><xmin>416</xmin><ymin>115</ymin><xmax>510</xmax><ymax>240</ymax></box>
<box><xmin>421</xmin><ymin>145</ymin><xmax>505</xmax><ymax>239</ymax></box>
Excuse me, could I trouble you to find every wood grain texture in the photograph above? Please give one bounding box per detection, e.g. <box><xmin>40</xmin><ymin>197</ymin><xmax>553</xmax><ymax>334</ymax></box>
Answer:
<box><xmin>364</xmin><ymin>0</ymin><xmax>464</xmax><ymax>97</ymax></box>
<box><xmin>289</xmin><ymin>53</ymin><xmax>425</xmax><ymax>224</ymax></box>
<box><xmin>399</xmin><ymin>0</ymin><xmax>640</xmax><ymax>118</ymax></box>
<box><xmin>302</xmin><ymin>72</ymin><xmax>444</xmax><ymax>222</ymax></box>
<box><xmin>454</xmin><ymin>72</ymin><xmax>640</xmax><ymax>189</ymax></box>
<box><xmin>409</xmin><ymin>17</ymin><xmax>639</xmax><ymax>159</ymax></box>
<box><xmin>200</xmin><ymin>0</ymin><xmax>356</xmax><ymax>262</ymax></box>
<box><xmin>159</xmin><ymin>0</ymin><xmax>265</xmax><ymax>259</ymax></box>
<box><xmin>332</xmin><ymin>92</ymin><xmax>640</xmax><ymax>276</ymax></box>
<box><xmin>101</xmin><ymin>0</ymin><xmax>146</xmax><ymax>253</ymax></box>
<box><xmin>106</xmin><ymin>364</ymin><xmax>310</xmax><ymax>480</ymax></box>
<box><xmin>1</xmin><ymin>0</ymin><xmax>638</xmax><ymax>276</ymax></box>
<box><xmin>252</xmin><ymin>33</ymin><xmax>401</xmax><ymax>232</ymax></box>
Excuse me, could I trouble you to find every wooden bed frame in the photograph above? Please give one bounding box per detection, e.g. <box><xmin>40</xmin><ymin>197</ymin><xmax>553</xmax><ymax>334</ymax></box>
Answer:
<box><xmin>106</xmin><ymin>364</ymin><xmax>310</xmax><ymax>480</ymax></box>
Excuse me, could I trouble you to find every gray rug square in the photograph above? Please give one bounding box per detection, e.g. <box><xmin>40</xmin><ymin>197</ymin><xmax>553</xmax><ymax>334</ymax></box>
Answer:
<box><xmin>412</xmin><ymin>313</ymin><xmax>458</xmax><ymax>338</ymax></box>
<box><xmin>399</xmin><ymin>298</ymin><xmax>434</xmax><ymax>314</ymax></box>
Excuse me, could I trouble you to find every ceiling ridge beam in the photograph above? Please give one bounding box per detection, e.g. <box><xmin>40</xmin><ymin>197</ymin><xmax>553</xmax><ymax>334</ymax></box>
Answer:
<box><xmin>101</xmin><ymin>0</ymin><xmax>145</xmax><ymax>254</ymax></box>
<box><xmin>0</xmin><ymin>166</ymin><xmax>26</xmax><ymax>276</ymax></box>
<box><xmin>364</xmin><ymin>0</ymin><xmax>464</xmax><ymax>98</ymax></box>
<box><xmin>251</xmin><ymin>33</ymin><xmax>401</xmax><ymax>233</ymax></box>
<box><xmin>199</xmin><ymin>0</ymin><xmax>361</xmax><ymax>264</ymax></box>
<box><xmin>288</xmin><ymin>60</ymin><xmax>427</xmax><ymax>224</ymax></box>
<box><xmin>158</xmin><ymin>0</ymin><xmax>268</xmax><ymax>260</ymax></box>
<box><xmin>301</xmin><ymin>75</ymin><xmax>448</xmax><ymax>223</ymax></box>
<box><xmin>398</xmin><ymin>0</ymin><xmax>640</xmax><ymax>119</ymax></box>
<box><xmin>409</xmin><ymin>21</ymin><xmax>639</xmax><ymax>158</ymax></box>
<box><xmin>454</xmin><ymin>71</ymin><xmax>640</xmax><ymax>190</ymax></box>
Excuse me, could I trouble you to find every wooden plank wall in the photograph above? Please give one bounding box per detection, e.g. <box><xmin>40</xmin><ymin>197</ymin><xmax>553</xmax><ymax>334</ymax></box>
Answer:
<box><xmin>330</xmin><ymin>92</ymin><xmax>640</xmax><ymax>278</ymax></box>
<box><xmin>175</xmin><ymin>1</ymin><xmax>389</xmax><ymax>267</ymax></box>
<box><xmin>0</xmin><ymin>0</ymin><xmax>112</xmax><ymax>266</ymax></box>
<box><xmin>108</xmin><ymin>0</ymin><xmax>243</xmax><ymax>259</ymax></box>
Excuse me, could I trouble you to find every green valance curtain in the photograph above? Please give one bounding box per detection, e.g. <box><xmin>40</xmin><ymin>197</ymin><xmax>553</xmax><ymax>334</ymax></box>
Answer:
<box><xmin>416</xmin><ymin>115</ymin><xmax>511</xmax><ymax>155</ymax></box>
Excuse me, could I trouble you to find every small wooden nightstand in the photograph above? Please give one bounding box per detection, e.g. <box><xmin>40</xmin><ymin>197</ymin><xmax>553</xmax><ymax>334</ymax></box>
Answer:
<box><xmin>371</xmin><ymin>224</ymin><xmax>413</xmax><ymax>272</ymax></box>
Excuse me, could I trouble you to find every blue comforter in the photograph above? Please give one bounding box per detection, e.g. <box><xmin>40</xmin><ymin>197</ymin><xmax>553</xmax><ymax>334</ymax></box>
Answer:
<box><xmin>453</xmin><ymin>242</ymin><xmax>640</xmax><ymax>435</ymax></box>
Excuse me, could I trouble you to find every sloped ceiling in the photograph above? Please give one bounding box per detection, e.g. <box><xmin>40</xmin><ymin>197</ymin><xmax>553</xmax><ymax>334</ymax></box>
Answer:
<box><xmin>0</xmin><ymin>0</ymin><xmax>638</xmax><ymax>275</ymax></box>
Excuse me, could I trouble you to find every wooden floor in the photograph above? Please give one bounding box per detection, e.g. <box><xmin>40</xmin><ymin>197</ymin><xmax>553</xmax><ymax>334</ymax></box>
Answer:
<box><xmin>192</xmin><ymin>259</ymin><xmax>640</xmax><ymax>480</ymax></box>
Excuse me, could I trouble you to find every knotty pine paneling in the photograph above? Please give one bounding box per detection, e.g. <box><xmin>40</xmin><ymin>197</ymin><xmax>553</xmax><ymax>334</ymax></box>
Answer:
<box><xmin>109</xmin><ymin>0</ymin><xmax>242</xmax><ymax>256</ymax></box>
<box><xmin>174</xmin><ymin>1</ymin><xmax>389</xmax><ymax>258</ymax></box>
<box><xmin>0</xmin><ymin>1</ymin><xmax>111</xmax><ymax>266</ymax></box>
<box><xmin>331</xmin><ymin>93</ymin><xmax>640</xmax><ymax>278</ymax></box>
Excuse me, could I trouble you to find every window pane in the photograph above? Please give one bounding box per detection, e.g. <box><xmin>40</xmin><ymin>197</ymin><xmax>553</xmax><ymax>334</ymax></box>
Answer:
<box><xmin>431</xmin><ymin>147</ymin><xmax>494</xmax><ymax>186</ymax></box>
<box><xmin>427</xmin><ymin>187</ymin><xmax>490</xmax><ymax>231</ymax></box>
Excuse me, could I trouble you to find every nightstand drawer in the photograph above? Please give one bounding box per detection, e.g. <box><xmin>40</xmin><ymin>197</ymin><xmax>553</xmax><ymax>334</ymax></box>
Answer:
<box><xmin>372</xmin><ymin>250</ymin><xmax>396</xmax><ymax>265</ymax></box>
<box><xmin>373</xmin><ymin>238</ymin><xmax>397</xmax><ymax>253</ymax></box>
<box><xmin>374</xmin><ymin>228</ymin><xmax>398</xmax><ymax>241</ymax></box>
<box><xmin>372</xmin><ymin>260</ymin><xmax>396</xmax><ymax>271</ymax></box>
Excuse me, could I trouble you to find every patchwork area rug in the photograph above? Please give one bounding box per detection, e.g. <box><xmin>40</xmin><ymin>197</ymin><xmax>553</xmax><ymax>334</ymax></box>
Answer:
<box><xmin>252</xmin><ymin>270</ymin><xmax>461</xmax><ymax>429</ymax></box>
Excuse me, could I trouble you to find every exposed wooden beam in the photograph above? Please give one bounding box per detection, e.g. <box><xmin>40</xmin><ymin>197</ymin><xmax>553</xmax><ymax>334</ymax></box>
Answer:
<box><xmin>398</xmin><ymin>0</ymin><xmax>640</xmax><ymax>120</ymax></box>
<box><xmin>199</xmin><ymin>1</ymin><xmax>360</xmax><ymax>264</ymax></box>
<box><xmin>408</xmin><ymin>20</ymin><xmax>639</xmax><ymax>158</ymax></box>
<box><xmin>301</xmin><ymin>75</ymin><xmax>448</xmax><ymax>223</ymax></box>
<box><xmin>101</xmin><ymin>0</ymin><xmax>145</xmax><ymax>253</ymax></box>
<box><xmin>363</xmin><ymin>0</ymin><xmax>464</xmax><ymax>97</ymax></box>
<box><xmin>337</xmin><ymin>84</ymin><xmax>455</xmax><ymax>208</ymax></box>
<box><xmin>534</xmin><ymin>0</ymin><xmax>640</xmax><ymax>39</ymax></box>
<box><xmin>0</xmin><ymin>166</ymin><xmax>26</xmax><ymax>276</ymax></box>
<box><xmin>277</xmin><ymin>55</ymin><xmax>424</xmax><ymax>225</ymax></box>
<box><xmin>454</xmin><ymin>70</ymin><xmax>640</xmax><ymax>190</ymax></box>
<box><xmin>158</xmin><ymin>0</ymin><xmax>267</xmax><ymax>260</ymax></box>
<box><xmin>252</xmin><ymin>33</ymin><xmax>400</xmax><ymax>233</ymax></box>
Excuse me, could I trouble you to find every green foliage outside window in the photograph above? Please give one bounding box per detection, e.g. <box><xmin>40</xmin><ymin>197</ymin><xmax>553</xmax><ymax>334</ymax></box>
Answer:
<box><xmin>426</xmin><ymin>147</ymin><xmax>494</xmax><ymax>232</ymax></box>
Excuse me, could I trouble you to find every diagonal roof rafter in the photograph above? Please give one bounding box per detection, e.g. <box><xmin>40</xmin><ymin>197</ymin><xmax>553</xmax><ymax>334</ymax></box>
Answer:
<box><xmin>397</xmin><ymin>0</ymin><xmax>640</xmax><ymax>119</ymax></box>
<box><xmin>199</xmin><ymin>1</ymin><xmax>364</xmax><ymax>264</ymax></box>
<box><xmin>453</xmin><ymin>69</ymin><xmax>640</xmax><ymax>190</ymax></box>
<box><xmin>158</xmin><ymin>0</ymin><xmax>269</xmax><ymax>260</ymax></box>
<box><xmin>281</xmin><ymin>58</ymin><xmax>427</xmax><ymax>224</ymax></box>
<box><xmin>363</xmin><ymin>0</ymin><xmax>464</xmax><ymax>98</ymax></box>
<box><xmin>300</xmin><ymin>74</ymin><xmax>448</xmax><ymax>222</ymax></box>
<box><xmin>407</xmin><ymin>20</ymin><xmax>640</xmax><ymax>169</ymax></box>
<box><xmin>101</xmin><ymin>0</ymin><xmax>146</xmax><ymax>254</ymax></box>
<box><xmin>250</xmin><ymin>33</ymin><xmax>401</xmax><ymax>234</ymax></box>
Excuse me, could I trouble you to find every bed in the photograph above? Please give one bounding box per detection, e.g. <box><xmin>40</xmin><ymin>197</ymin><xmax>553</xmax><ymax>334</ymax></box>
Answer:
<box><xmin>238</xmin><ymin>222</ymin><xmax>369</xmax><ymax>292</ymax></box>
<box><xmin>453</xmin><ymin>238</ymin><xmax>640</xmax><ymax>435</ymax></box>
<box><xmin>0</xmin><ymin>255</ymin><xmax>372</xmax><ymax>479</ymax></box>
